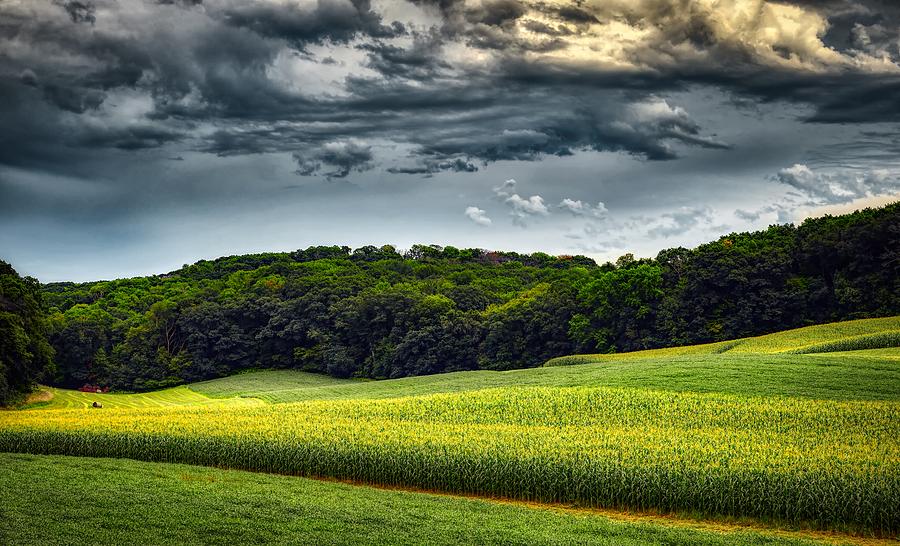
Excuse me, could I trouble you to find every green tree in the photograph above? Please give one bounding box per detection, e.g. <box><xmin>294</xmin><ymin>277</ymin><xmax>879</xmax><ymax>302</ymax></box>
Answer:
<box><xmin>0</xmin><ymin>261</ymin><xmax>53</xmax><ymax>404</ymax></box>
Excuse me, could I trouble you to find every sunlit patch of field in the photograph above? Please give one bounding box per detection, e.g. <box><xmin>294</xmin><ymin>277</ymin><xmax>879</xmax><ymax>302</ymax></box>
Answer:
<box><xmin>546</xmin><ymin>316</ymin><xmax>900</xmax><ymax>365</ymax></box>
<box><xmin>23</xmin><ymin>386</ymin><xmax>262</xmax><ymax>410</ymax></box>
<box><xmin>725</xmin><ymin>316</ymin><xmax>900</xmax><ymax>354</ymax></box>
<box><xmin>189</xmin><ymin>369</ymin><xmax>358</xmax><ymax>398</ymax></box>
<box><xmin>183</xmin><ymin>352</ymin><xmax>900</xmax><ymax>404</ymax></box>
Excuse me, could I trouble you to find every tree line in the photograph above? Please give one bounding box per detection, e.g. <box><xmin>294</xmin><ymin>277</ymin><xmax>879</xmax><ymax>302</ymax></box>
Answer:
<box><xmin>2</xmin><ymin>203</ymin><xmax>898</xmax><ymax>397</ymax></box>
<box><xmin>0</xmin><ymin>261</ymin><xmax>53</xmax><ymax>404</ymax></box>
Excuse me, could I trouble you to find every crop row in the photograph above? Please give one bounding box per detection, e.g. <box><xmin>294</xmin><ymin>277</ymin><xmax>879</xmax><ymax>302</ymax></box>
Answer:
<box><xmin>1</xmin><ymin>387</ymin><xmax>898</xmax><ymax>534</ymax></box>
<box><xmin>788</xmin><ymin>331</ymin><xmax>900</xmax><ymax>355</ymax></box>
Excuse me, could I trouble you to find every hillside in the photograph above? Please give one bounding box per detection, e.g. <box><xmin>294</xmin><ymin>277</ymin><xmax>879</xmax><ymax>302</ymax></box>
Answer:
<box><xmin>33</xmin><ymin>203</ymin><xmax>900</xmax><ymax>393</ymax></box>
<box><xmin>23</xmin><ymin>316</ymin><xmax>900</xmax><ymax>409</ymax></box>
<box><xmin>546</xmin><ymin>316</ymin><xmax>900</xmax><ymax>363</ymax></box>
<box><xmin>4</xmin><ymin>316</ymin><xmax>900</xmax><ymax>541</ymax></box>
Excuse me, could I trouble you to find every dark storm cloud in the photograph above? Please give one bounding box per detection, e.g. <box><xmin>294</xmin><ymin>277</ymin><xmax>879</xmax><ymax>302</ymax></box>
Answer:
<box><xmin>293</xmin><ymin>140</ymin><xmax>375</xmax><ymax>178</ymax></box>
<box><xmin>387</xmin><ymin>158</ymin><xmax>478</xmax><ymax>175</ymax></box>
<box><xmin>464</xmin><ymin>0</ymin><xmax>527</xmax><ymax>27</ymax></box>
<box><xmin>789</xmin><ymin>0</ymin><xmax>900</xmax><ymax>55</ymax></box>
<box><xmin>218</xmin><ymin>0</ymin><xmax>404</xmax><ymax>50</ymax></box>
<box><xmin>551</xmin><ymin>6</ymin><xmax>598</xmax><ymax>25</ymax></box>
<box><xmin>0</xmin><ymin>0</ymin><xmax>899</xmax><ymax>185</ymax></box>
<box><xmin>55</xmin><ymin>0</ymin><xmax>97</xmax><ymax>25</ymax></box>
<box><xmin>359</xmin><ymin>30</ymin><xmax>449</xmax><ymax>80</ymax></box>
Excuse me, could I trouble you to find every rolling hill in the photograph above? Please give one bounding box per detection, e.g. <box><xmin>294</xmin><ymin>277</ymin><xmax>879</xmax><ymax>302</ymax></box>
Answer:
<box><xmin>22</xmin><ymin>316</ymin><xmax>900</xmax><ymax>410</ymax></box>
<box><xmin>4</xmin><ymin>316</ymin><xmax>899</xmax><ymax>543</ymax></box>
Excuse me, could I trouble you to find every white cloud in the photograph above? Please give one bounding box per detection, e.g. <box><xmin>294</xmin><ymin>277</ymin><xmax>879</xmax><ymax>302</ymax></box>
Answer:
<box><xmin>492</xmin><ymin>179</ymin><xmax>517</xmax><ymax>199</ymax></box>
<box><xmin>464</xmin><ymin>206</ymin><xmax>492</xmax><ymax>226</ymax></box>
<box><xmin>506</xmin><ymin>194</ymin><xmax>549</xmax><ymax>216</ymax></box>
<box><xmin>559</xmin><ymin>198</ymin><xmax>608</xmax><ymax>218</ymax></box>
<box><xmin>493</xmin><ymin>178</ymin><xmax>549</xmax><ymax>226</ymax></box>
<box><xmin>774</xmin><ymin>164</ymin><xmax>899</xmax><ymax>204</ymax></box>
<box><xmin>521</xmin><ymin>0</ymin><xmax>899</xmax><ymax>75</ymax></box>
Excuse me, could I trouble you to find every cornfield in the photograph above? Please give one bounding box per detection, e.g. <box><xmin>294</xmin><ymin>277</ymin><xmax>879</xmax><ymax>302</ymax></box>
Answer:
<box><xmin>547</xmin><ymin>316</ymin><xmax>900</xmax><ymax>366</ymax></box>
<box><xmin>788</xmin><ymin>331</ymin><xmax>900</xmax><ymax>354</ymax></box>
<box><xmin>1</xmin><ymin>386</ymin><xmax>897</xmax><ymax>534</ymax></box>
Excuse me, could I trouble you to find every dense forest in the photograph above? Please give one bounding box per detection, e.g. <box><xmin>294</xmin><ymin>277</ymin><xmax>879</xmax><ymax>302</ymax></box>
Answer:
<box><xmin>9</xmin><ymin>203</ymin><xmax>900</xmax><ymax>392</ymax></box>
<box><xmin>0</xmin><ymin>261</ymin><xmax>53</xmax><ymax>405</ymax></box>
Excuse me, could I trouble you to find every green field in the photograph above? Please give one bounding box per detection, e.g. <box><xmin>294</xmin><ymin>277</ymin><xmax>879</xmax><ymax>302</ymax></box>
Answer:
<box><xmin>22</xmin><ymin>316</ymin><xmax>900</xmax><ymax>410</ymax></box>
<box><xmin>185</xmin><ymin>353</ymin><xmax>900</xmax><ymax>403</ymax></box>
<box><xmin>24</xmin><ymin>385</ymin><xmax>263</xmax><ymax>410</ymax></box>
<box><xmin>546</xmin><ymin>316</ymin><xmax>900</xmax><ymax>364</ymax></box>
<box><xmin>2</xmin><ymin>453</ymin><xmax>853</xmax><ymax>546</ymax></box>
<box><xmin>2</xmin><ymin>316</ymin><xmax>900</xmax><ymax>542</ymax></box>
<box><xmin>25</xmin><ymin>351</ymin><xmax>900</xmax><ymax>410</ymax></box>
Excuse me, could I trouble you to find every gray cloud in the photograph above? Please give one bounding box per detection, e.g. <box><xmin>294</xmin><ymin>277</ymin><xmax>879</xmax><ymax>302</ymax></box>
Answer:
<box><xmin>293</xmin><ymin>140</ymin><xmax>375</xmax><ymax>178</ymax></box>
<box><xmin>10</xmin><ymin>0</ymin><xmax>888</xmax><ymax>181</ymax></box>
<box><xmin>773</xmin><ymin>163</ymin><xmax>899</xmax><ymax>204</ymax></box>
<box><xmin>2</xmin><ymin>0</ymin><xmax>900</xmax><ymax>280</ymax></box>
<box><xmin>647</xmin><ymin>207</ymin><xmax>715</xmax><ymax>238</ymax></box>
<box><xmin>735</xmin><ymin>204</ymin><xmax>794</xmax><ymax>224</ymax></box>
<box><xmin>217</xmin><ymin>0</ymin><xmax>402</xmax><ymax>49</ymax></box>
<box><xmin>55</xmin><ymin>0</ymin><xmax>96</xmax><ymax>25</ymax></box>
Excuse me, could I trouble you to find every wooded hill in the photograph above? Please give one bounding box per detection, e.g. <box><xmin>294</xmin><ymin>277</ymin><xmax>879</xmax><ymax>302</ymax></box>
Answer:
<box><xmin>23</xmin><ymin>202</ymin><xmax>900</xmax><ymax>391</ymax></box>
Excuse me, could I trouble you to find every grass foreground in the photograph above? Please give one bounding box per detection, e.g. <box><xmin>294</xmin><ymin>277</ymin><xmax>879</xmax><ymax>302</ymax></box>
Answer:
<box><xmin>0</xmin><ymin>453</ymin><xmax>884</xmax><ymax>546</ymax></box>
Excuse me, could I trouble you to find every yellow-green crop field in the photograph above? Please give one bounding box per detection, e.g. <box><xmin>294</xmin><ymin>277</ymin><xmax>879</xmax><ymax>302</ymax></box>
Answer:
<box><xmin>25</xmin><ymin>385</ymin><xmax>263</xmax><ymax>410</ymax></box>
<box><xmin>545</xmin><ymin>316</ymin><xmax>900</xmax><ymax>366</ymax></box>
<box><xmin>2</xmin><ymin>316</ymin><xmax>899</xmax><ymax>538</ymax></box>
<box><xmin>1</xmin><ymin>386</ymin><xmax>898</xmax><ymax>534</ymax></box>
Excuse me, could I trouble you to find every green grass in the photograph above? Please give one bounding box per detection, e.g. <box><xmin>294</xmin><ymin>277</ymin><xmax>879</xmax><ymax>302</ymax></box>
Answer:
<box><xmin>0</xmin><ymin>453</ymin><xmax>845</xmax><ymax>546</ymax></box>
<box><xmin>819</xmin><ymin>348</ymin><xmax>900</xmax><ymax>360</ymax></box>
<box><xmin>22</xmin><ymin>385</ymin><xmax>262</xmax><ymax>411</ymax></box>
<box><xmin>188</xmin><ymin>369</ymin><xmax>359</xmax><ymax>398</ymax></box>
<box><xmin>545</xmin><ymin>340</ymin><xmax>742</xmax><ymax>366</ymax></box>
<box><xmin>786</xmin><ymin>331</ymin><xmax>900</xmax><ymax>355</ymax></box>
<box><xmin>178</xmin><ymin>353</ymin><xmax>900</xmax><ymax>403</ymax></box>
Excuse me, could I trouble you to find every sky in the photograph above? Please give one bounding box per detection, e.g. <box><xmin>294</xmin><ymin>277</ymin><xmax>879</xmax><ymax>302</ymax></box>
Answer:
<box><xmin>1</xmin><ymin>0</ymin><xmax>899</xmax><ymax>282</ymax></box>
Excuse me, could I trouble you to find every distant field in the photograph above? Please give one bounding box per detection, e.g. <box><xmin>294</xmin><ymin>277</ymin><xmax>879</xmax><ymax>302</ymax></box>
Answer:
<box><xmin>2</xmin><ymin>453</ymin><xmax>850</xmax><ymax>546</ymax></box>
<box><xmin>4</xmin><ymin>316</ymin><xmax>900</xmax><ymax>538</ymax></box>
<box><xmin>23</xmin><ymin>386</ymin><xmax>263</xmax><ymax>411</ymax></box>
<box><xmin>546</xmin><ymin>316</ymin><xmax>900</xmax><ymax>365</ymax></box>
<box><xmin>731</xmin><ymin>316</ymin><xmax>900</xmax><ymax>354</ymax></box>
<box><xmin>189</xmin><ymin>369</ymin><xmax>358</xmax><ymax>398</ymax></box>
<box><xmin>23</xmin><ymin>316</ymin><xmax>900</xmax><ymax>409</ymax></box>
<box><xmin>183</xmin><ymin>352</ymin><xmax>900</xmax><ymax>403</ymax></box>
